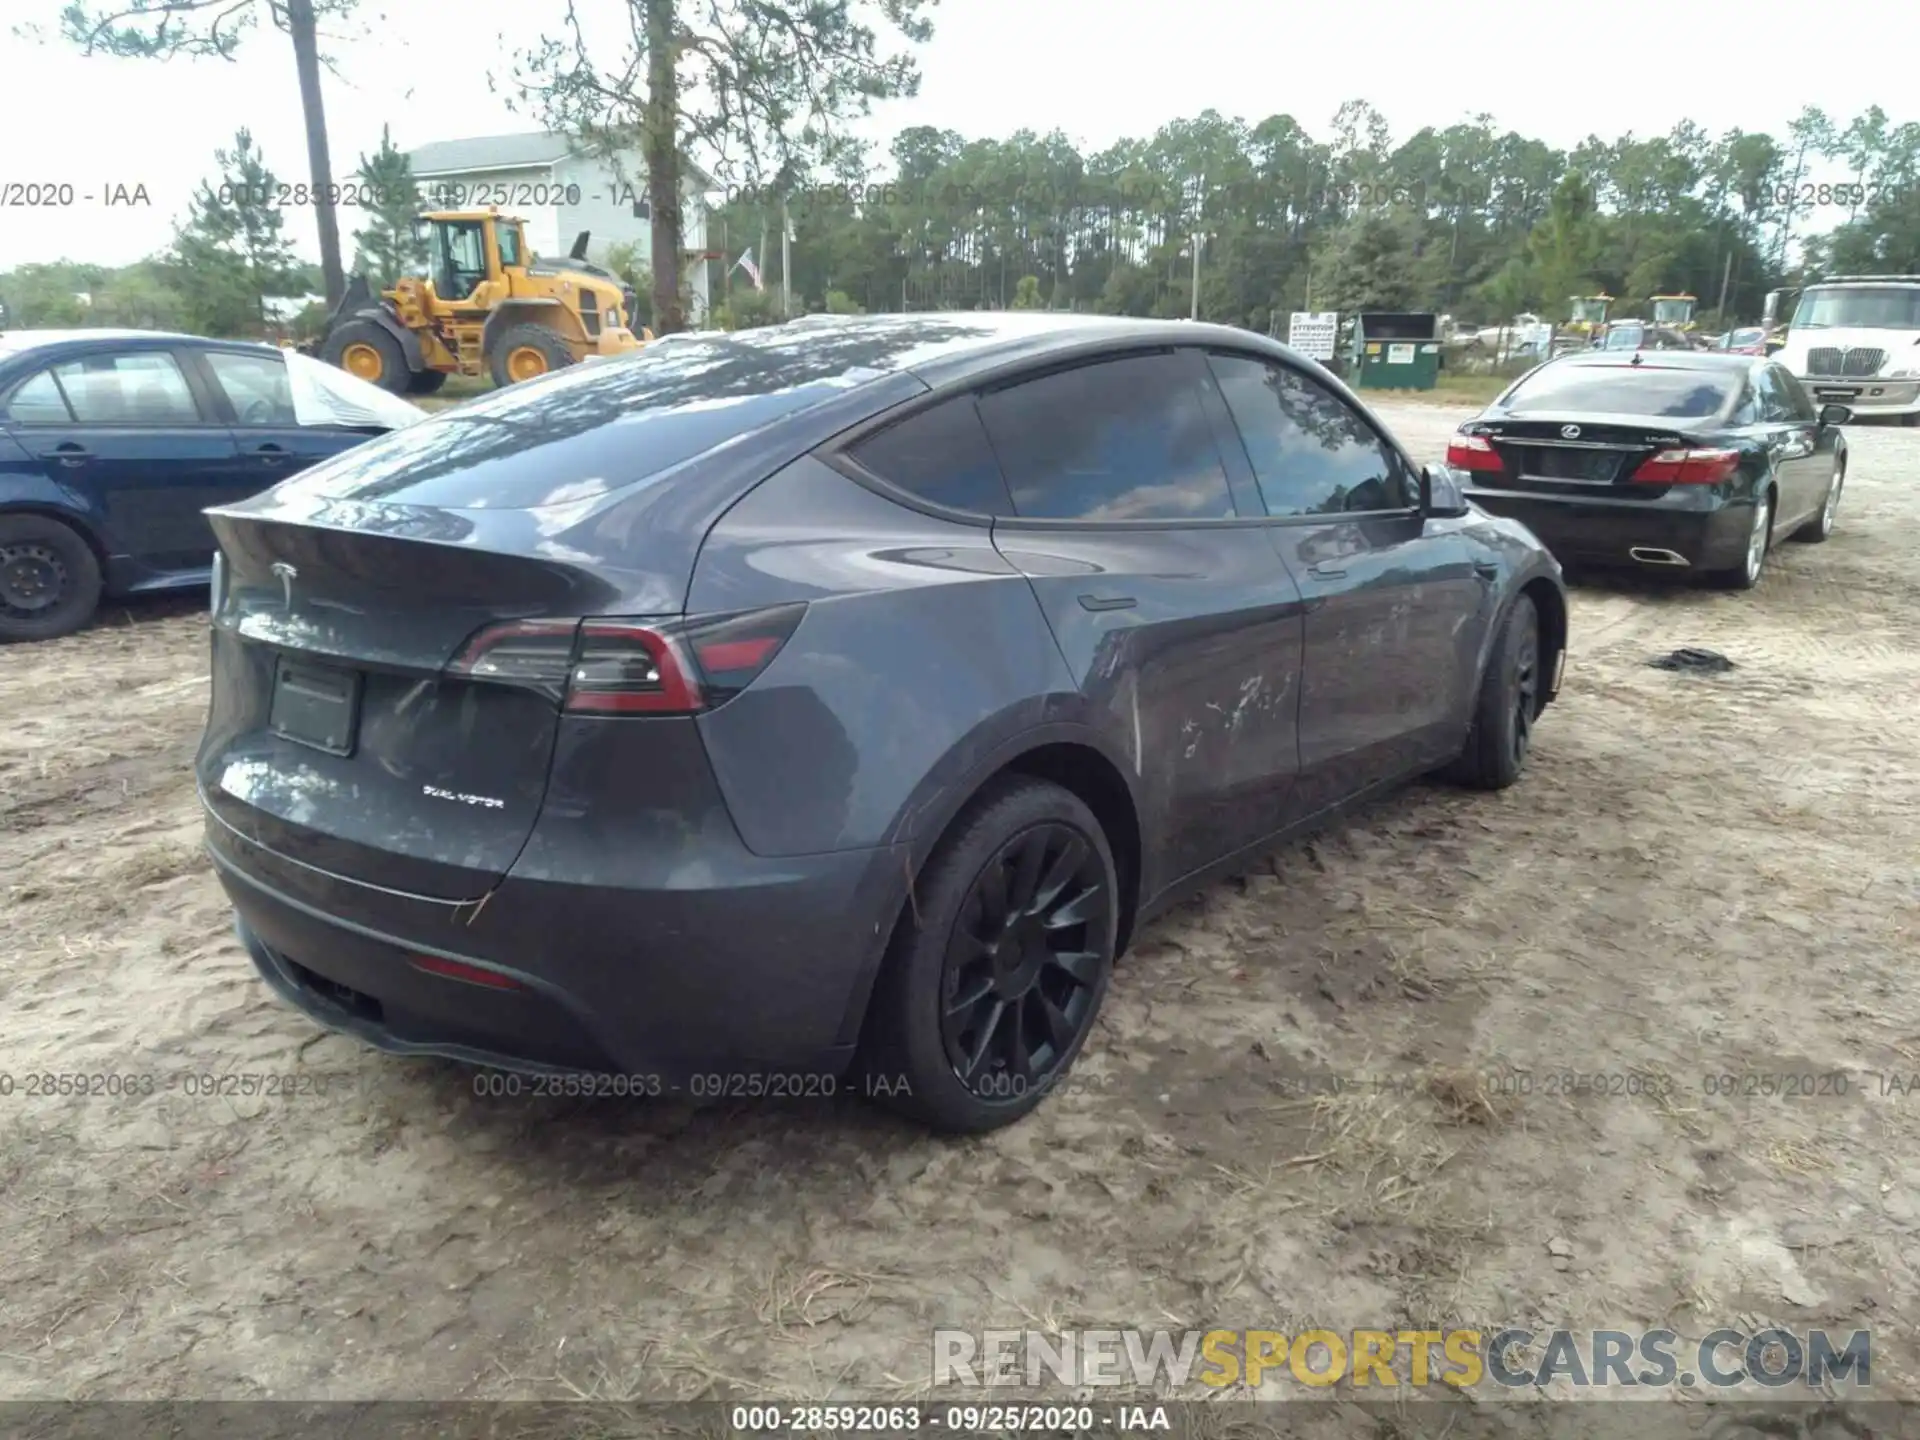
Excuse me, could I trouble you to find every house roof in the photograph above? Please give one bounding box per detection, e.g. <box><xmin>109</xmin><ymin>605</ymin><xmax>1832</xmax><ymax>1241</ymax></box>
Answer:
<box><xmin>407</xmin><ymin>132</ymin><xmax>574</xmax><ymax>175</ymax></box>
<box><xmin>406</xmin><ymin>131</ymin><xmax>715</xmax><ymax>189</ymax></box>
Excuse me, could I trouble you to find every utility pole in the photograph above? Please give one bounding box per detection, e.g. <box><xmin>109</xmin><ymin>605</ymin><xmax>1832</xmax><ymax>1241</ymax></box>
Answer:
<box><xmin>781</xmin><ymin>200</ymin><xmax>793</xmax><ymax>319</ymax></box>
<box><xmin>1716</xmin><ymin>250</ymin><xmax>1734</xmax><ymax>322</ymax></box>
<box><xmin>1189</xmin><ymin>234</ymin><xmax>1202</xmax><ymax>320</ymax></box>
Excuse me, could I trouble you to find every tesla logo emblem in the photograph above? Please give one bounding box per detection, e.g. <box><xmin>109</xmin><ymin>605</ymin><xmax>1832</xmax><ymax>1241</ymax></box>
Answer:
<box><xmin>1560</xmin><ymin>424</ymin><xmax>1582</xmax><ymax>439</ymax></box>
<box><xmin>270</xmin><ymin>561</ymin><xmax>297</xmax><ymax>608</ymax></box>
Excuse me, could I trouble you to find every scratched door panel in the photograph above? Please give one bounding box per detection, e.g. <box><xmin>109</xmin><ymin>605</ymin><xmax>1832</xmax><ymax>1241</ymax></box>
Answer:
<box><xmin>993</xmin><ymin>525</ymin><xmax>1307</xmax><ymax>895</ymax></box>
<box><xmin>1269</xmin><ymin>515</ymin><xmax>1483</xmax><ymax>817</ymax></box>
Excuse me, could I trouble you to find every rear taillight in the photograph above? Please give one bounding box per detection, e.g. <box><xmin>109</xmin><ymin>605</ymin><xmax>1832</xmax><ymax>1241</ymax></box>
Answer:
<box><xmin>1445</xmin><ymin>434</ymin><xmax>1505</xmax><ymax>472</ymax></box>
<box><xmin>1628</xmin><ymin>448</ymin><xmax>1740</xmax><ymax>485</ymax></box>
<box><xmin>448</xmin><ymin>619</ymin><xmax>579</xmax><ymax>702</ymax></box>
<box><xmin>447</xmin><ymin>603</ymin><xmax>805</xmax><ymax>716</ymax></box>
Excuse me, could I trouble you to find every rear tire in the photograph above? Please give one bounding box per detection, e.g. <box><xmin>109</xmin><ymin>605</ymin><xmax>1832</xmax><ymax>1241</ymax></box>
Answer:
<box><xmin>488</xmin><ymin>325</ymin><xmax>575</xmax><ymax>388</ymax></box>
<box><xmin>857</xmin><ymin>776</ymin><xmax>1119</xmax><ymax>1135</ymax></box>
<box><xmin>1791</xmin><ymin>460</ymin><xmax>1842</xmax><ymax>543</ymax></box>
<box><xmin>405</xmin><ymin>370</ymin><xmax>449</xmax><ymax>396</ymax></box>
<box><xmin>321</xmin><ymin>320</ymin><xmax>411</xmax><ymax>395</ymax></box>
<box><xmin>1440</xmin><ymin>592</ymin><xmax>1540</xmax><ymax>792</ymax></box>
<box><xmin>1711</xmin><ymin>491</ymin><xmax>1773</xmax><ymax>589</ymax></box>
<box><xmin>0</xmin><ymin>513</ymin><xmax>103</xmax><ymax>643</ymax></box>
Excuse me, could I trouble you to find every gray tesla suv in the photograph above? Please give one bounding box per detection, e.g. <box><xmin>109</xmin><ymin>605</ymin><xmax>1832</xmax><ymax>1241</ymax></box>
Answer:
<box><xmin>196</xmin><ymin>312</ymin><xmax>1567</xmax><ymax>1132</ymax></box>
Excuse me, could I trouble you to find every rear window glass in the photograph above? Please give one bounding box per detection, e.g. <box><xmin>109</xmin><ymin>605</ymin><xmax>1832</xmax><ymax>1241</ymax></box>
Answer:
<box><xmin>1500</xmin><ymin>364</ymin><xmax>1736</xmax><ymax>419</ymax></box>
<box><xmin>978</xmin><ymin>353</ymin><xmax>1236</xmax><ymax>522</ymax></box>
<box><xmin>846</xmin><ymin>395</ymin><xmax>1012</xmax><ymax>514</ymax></box>
<box><xmin>273</xmin><ymin>329</ymin><xmax>909</xmax><ymax>510</ymax></box>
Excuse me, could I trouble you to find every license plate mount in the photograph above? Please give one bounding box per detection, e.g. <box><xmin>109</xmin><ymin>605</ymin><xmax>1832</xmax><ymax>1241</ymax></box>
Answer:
<box><xmin>268</xmin><ymin>658</ymin><xmax>362</xmax><ymax>757</ymax></box>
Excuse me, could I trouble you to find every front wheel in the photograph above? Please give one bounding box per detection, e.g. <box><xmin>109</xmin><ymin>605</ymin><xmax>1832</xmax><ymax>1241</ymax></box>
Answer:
<box><xmin>0</xmin><ymin>513</ymin><xmax>103</xmax><ymax>643</ymax></box>
<box><xmin>1440</xmin><ymin>592</ymin><xmax>1540</xmax><ymax>791</ymax></box>
<box><xmin>857</xmin><ymin>777</ymin><xmax>1119</xmax><ymax>1134</ymax></box>
<box><xmin>321</xmin><ymin>320</ymin><xmax>412</xmax><ymax>395</ymax></box>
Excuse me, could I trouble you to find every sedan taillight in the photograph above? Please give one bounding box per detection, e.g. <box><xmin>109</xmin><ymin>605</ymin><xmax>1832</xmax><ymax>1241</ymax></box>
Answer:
<box><xmin>1628</xmin><ymin>448</ymin><xmax>1740</xmax><ymax>485</ymax></box>
<box><xmin>1445</xmin><ymin>434</ymin><xmax>1505</xmax><ymax>472</ymax></box>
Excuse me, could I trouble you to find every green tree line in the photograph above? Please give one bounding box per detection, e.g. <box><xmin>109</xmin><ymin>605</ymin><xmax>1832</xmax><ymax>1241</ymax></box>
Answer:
<box><xmin>711</xmin><ymin>102</ymin><xmax>1920</xmax><ymax>331</ymax></box>
<box><xmin>4</xmin><ymin>102</ymin><xmax>1917</xmax><ymax>340</ymax></box>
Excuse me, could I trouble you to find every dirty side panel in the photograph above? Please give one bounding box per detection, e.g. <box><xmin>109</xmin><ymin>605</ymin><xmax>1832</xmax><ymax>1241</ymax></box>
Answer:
<box><xmin>992</xmin><ymin>526</ymin><xmax>1307</xmax><ymax>898</ymax></box>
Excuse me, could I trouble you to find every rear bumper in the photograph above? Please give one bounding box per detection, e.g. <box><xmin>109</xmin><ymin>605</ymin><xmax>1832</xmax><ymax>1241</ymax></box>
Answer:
<box><xmin>1461</xmin><ymin>483</ymin><xmax>1753</xmax><ymax>571</ymax></box>
<box><xmin>205</xmin><ymin>798</ymin><xmax>908</xmax><ymax>1081</ymax></box>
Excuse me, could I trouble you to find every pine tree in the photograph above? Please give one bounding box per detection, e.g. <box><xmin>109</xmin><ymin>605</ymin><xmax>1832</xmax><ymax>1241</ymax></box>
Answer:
<box><xmin>351</xmin><ymin>126</ymin><xmax>426</xmax><ymax>288</ymax></box>
<box><xmin>171</xmin><ymin>129</ymin><xmax>303</xmax><ymax>336</ymax></box>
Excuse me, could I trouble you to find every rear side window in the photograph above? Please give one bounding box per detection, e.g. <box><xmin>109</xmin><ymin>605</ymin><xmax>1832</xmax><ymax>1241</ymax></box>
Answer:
<box><xmin>4</xmin><ymin>370</ymin><xmax>73</xmax><ymax>423</ymax></box>
<box><xmin>1501</xmin><ymin>364</ymin><xmax>1736</xmax><ymax>419</ymax></box>
<box><xmin>1771</xmin><ymin>366</ymin><xmax>1817</xmax><ymax>422</ymax></box>
<box><xmin>845</xmin><ymin>395</ymin><xmax>1012</xmax><ymax>515</ymax></box>
<box><xmin>52</xmin><ymin>351</ymin><xmax>201</xmax><ymax>424</ymax></box>
<box><xmin>977</xmin><ymin>353</ymin><xmax>1236</xmax><ymax>522</ymax></box>
<box><xmin>205</xmin><ymin>350</ymin><xmax>298</xmax><ymax>426</ymax></box>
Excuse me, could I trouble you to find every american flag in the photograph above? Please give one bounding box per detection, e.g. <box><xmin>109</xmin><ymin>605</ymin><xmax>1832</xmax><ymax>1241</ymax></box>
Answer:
<box><xmin>732</xmin><ymin>246</ymin><xmax>764</xmax><ymax>291</ymax></box>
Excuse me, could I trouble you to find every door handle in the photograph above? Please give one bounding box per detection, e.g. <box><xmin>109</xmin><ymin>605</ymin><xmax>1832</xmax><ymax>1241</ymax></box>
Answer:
<box><xmin>53</xmin><ymin>442</ymin><xmax>89</xmax><ymax>467</ymax></box>
<box><xmin>1307</xmin><ymin>563</ymin><xmax>1347</xmax><ymax>579</ymax></box>
<box><xmin>1473</xmin><ymin>560</ymin><xmax>1498</xmax><ymax>581</ymax></box>
<box><xmin>1078</xmin><ymin>593</ymin><xmax>1136</xmax><ymax>612</ymax></box>
<box><xmin>254</xmin><ymin>443</ymin><xmax>288</xmax><ymax>464</ymax></box>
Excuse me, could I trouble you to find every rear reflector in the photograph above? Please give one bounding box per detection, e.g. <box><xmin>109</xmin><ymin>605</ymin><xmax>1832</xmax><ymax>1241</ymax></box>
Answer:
<box><xmin>1445</xmin><ymin>434</ymin><xmax>1505</xmax><ymax>472</ymax></box>
<box><xmin>411</xmin><ymin>954</ymin><xmax>525</xmax><ymax>990</ymax></box>
<box><xmin>446</xmin><ymin>603</ymin><xmax>806</xmax><ymax>716</ymax></box>
<box><xmin>1629</xmin><ymin>448</ymin><xmax>1740</xmax><ymax>485</ymax></box>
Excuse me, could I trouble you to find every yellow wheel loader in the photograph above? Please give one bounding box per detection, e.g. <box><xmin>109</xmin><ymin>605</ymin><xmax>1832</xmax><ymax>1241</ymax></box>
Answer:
<box><xmin>1649</xmin><ymin>293</ymin><xmax>1698</xmax><ymax>331</ymax></box>
<box><xmin>317</xmin><ymin>209</ymin><xmax>653</xmax><ymax>394</ymax></box>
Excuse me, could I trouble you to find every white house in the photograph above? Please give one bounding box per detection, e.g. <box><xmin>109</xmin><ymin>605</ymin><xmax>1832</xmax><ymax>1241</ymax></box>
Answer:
<box><xmin>405</xmin><ymin>131</ymin><xmax>713</xmax><ymax>321</ymax></box>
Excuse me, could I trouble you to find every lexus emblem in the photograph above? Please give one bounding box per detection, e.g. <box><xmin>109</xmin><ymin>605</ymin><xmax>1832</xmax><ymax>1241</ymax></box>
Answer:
<box><xmin>270</xmin><ymin>561</ymin><xmax>297</xmax><ymax>608</ymax></box>
<box><xmin>1560</xmin><ymin>424</ymin><xmax>1582</xmax><ymax>439</ymax></box>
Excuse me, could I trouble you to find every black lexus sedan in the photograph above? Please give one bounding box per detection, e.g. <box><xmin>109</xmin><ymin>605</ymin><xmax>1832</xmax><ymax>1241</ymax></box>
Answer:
<box><xmin>1445</xmin><ymin>351</ymin><xmax>1850</xmax><ymax>590</ymax></box>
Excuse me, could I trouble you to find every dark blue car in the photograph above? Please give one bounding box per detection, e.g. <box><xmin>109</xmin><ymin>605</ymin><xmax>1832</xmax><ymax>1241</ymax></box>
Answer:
<box><xmin>0</xmin><ymin>329</ymin><xmax>423</xmax><ymax>641</ymax></box>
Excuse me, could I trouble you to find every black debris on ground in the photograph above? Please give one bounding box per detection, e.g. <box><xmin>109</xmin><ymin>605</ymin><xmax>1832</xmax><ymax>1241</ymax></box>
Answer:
<box><xmin>1647</xmin><ymin>647</ymin><xmax>1736</xmax><ymax>673</ymax></box>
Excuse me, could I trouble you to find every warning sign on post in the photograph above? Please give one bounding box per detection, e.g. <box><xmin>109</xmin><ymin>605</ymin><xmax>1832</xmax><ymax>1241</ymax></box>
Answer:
<box><xmin>1288</xmin><ymin>312</ymin><xmax>1338</xmax><ymax>360</ymax></box>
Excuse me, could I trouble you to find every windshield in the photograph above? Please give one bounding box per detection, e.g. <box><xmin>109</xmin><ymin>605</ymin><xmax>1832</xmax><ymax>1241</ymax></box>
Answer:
<box><xmin>1601</xmin><ymin>327</ymin><xmax>1644</xmax><ymax>350</ymax></box>
<box><xmin>1652</xmin><ymin>299</ymin><xmax>1693</xmax><ymax>325</ymax></box>
<box><xmin>1791</xmin><ymin>287</ymin><xmax>1920</xmax><ymax>330</ymax></box>
<box><xmin>1499</xmin><ymin>363</ymin><xmax>1736</xmax><ymax>419</ymax></box>
<box><xmin>1570</xmin><ymin>299</ymin><xmax>1608</xmax><ymax>323</ymax></box>
<box><xmin>1730</xmin><ymin>328</ymin><xmax>1765</xmax><ymax>347</ymax></box>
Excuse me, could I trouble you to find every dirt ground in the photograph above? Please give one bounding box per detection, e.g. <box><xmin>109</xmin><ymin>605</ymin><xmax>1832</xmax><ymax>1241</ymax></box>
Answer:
<box><xmin>2</xmin><ymin>402</ymin><xmax>1917</xmax><ymax>1410</ymax></box>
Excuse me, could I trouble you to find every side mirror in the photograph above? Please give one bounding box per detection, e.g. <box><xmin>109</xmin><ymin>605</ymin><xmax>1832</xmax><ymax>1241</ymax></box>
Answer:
<box><xmin>1818</xmin><ymin>403</ymin><xmax>1852</xmax><ymax>427</ymax></box>
<box><xmin>1422</xmin><ymin>464</ymin><xmax>1471</xmax><ymax>519</ymax></box>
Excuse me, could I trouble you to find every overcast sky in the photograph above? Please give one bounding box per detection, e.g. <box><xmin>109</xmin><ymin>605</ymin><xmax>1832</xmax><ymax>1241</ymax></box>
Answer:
<box><xmin>2</xmin><ymin>0</ymin><xmax>1908</xmax><ymax>269</ymax></box>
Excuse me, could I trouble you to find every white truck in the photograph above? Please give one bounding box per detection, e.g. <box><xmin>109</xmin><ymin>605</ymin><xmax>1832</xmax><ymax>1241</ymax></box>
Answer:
<box><xmin>1770</xmin><ymin>275</ymin><xmax>1920</xmax><ymax>424</ymax></box>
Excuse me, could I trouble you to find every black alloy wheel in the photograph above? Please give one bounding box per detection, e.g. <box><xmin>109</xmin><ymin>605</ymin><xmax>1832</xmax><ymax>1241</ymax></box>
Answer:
<box><xmin>1508</xmin><ymin>598</ymin><xmax>1540</xmax><ymax>771</ymax></box>
<box><xmin>939</xmin><ymin>821</ymin><xmax>1112</xmax><ymax>1101</ymax></box>
<box><xmin>859</xmin><ymin>776</ymin><xmax>1119</xmax><ymax>1134</ymax></box>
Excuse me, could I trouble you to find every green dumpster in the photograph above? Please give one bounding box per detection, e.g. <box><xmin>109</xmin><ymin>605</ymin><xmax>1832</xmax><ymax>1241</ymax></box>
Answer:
<box><xmin>1349</xmin><ymin>312</ymin><xmax>1440</xmax><ymax>390</ymax></box>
